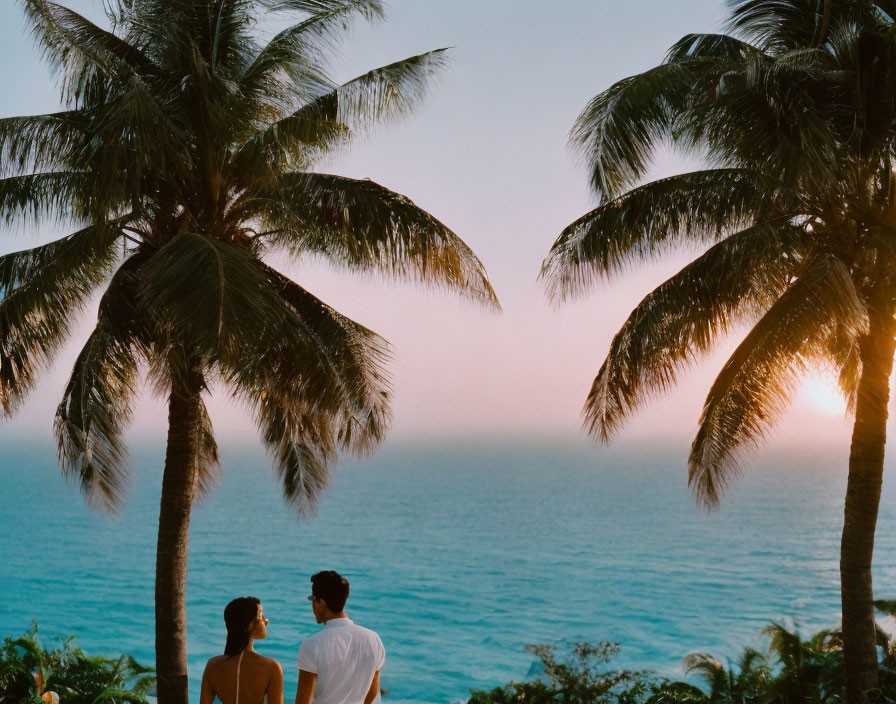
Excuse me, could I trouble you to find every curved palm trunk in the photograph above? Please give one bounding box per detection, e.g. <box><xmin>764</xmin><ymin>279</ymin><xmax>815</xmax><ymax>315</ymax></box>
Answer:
<box><xmin>155</xmin><ymin>367</ymin><xmax>202</xmax><ymax>704</ymax></box>
<box><xmin>842</xmin><ymin>304</ymin><xmax>896</xmax><ymax>704</ymax></box>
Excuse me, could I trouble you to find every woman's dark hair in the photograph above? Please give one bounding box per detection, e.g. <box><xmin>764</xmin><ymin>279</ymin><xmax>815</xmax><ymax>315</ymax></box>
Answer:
<box><xmin>311</xmin><ymin>571</ymin><xmax>350</xmax><ymax>612</ymax></box>
<box><xmin>224</xmin><ymin>597</ymin><xmax>261</xmax><ymax>656</ymax></box>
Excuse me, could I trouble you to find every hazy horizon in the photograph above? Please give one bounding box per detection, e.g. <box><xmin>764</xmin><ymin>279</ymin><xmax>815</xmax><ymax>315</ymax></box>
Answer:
<box><xmin>0</xmin><ymin>0</ymin><xmax>859</xmax><ymax>455</ymax></box>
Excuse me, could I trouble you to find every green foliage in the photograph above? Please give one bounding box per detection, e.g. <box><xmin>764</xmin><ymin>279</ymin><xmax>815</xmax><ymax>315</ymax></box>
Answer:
<box><xmin>468</xmin><ymin>641</ymin><xmax>669</xmax><ymax>704</ymax></box>
<box><xmin>468</xmin><ymin>622</ymin><xmax>896</xmax><ymax>704</ymax></box>
<box><xmin>0</xmin><ymin>625</ymin><xmax>155</xmax><ymax>704</ymax></box>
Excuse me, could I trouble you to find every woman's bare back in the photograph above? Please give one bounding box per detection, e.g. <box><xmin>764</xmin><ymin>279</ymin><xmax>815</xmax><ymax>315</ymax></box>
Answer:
<box><xmin>201</xmin><ymin>650</ymin><xmax>284</xmax><ymax>704</ymax></box>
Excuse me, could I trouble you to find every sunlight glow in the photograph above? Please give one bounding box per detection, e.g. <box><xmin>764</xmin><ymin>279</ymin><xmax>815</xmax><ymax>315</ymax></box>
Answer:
<box><xmin>798</xmin><ymin>376</ymin><xmax>848</xmax><ymax>417</ymax></box>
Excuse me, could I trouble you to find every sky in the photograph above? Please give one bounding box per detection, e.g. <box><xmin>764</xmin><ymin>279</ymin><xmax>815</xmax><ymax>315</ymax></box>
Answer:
<box><xmin>0</xmin><ymin>0</ymin><xmax>859</xmax><ymax>452</ymax></box>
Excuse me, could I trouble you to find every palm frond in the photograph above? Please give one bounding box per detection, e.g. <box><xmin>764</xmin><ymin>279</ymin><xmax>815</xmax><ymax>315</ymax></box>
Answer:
<box><xmin>0</xmin><ymin>220</ymin><xmax>126</xmax><ymax>415</ymax></box>
<box><xmin>682</xmin><ymin>652</ymin><xmax>726</xmax><ymax>683</ymax></box>
<box><xmin>21</xmin><ymin>0</ymin><xmax>152</xmax><ymax>103</ymax></box>
<box><xmin>229</xmin><ymin>94</ymin><xmax>349</xmax><ymax>177</ymax></box>
<box><xmin>261</xmin><ymin>262</ymin><xmax>392</xmax><ymax>452</ymax></box>
<box><xmin>665</xmin><ymin>32</ymin><xmax>766</xmax><ymax>62</ymax></box>
<box><xmin>83</xmin><ymin>77</ymin><xmax>188</xmax><ymax>205</ymax></box>
<box><xmin>0</xmin><ymin>110</ymin><xmax>88</xmax><ymax>177</ymax></box>
<box><xmin>0</xmin><ymin>222</ymin><xmax>124</xmax><ymax>294</ymax></box>
<box><xmin>206</xmin><ymin>0</ymin><xmax>255</xmax><ymax>75</ymax></box>
<box><xmin>874</xmin><ymin>599</ymin><xmax>896</xmax><ymax>617</ymax></box>
<box><xmin>216</xmin><ymin>265</ymin><xmax>395</xmax><ymax>513</ymax></box>
<box><xmin>298</xmin><ymin>48</ymin><xmax>451</xmax><ymax>135</ymax></box>
<box><xmin>257</xmin><ymin>0</ymin><xmax>383</xmax><ymax>15</ymax></box>
<box><xmin>671</xmin><ymin>48</ymin><xmax>839</xmax><ymax>188</ymax></box>
<box><xmin>583</xmin><ymin>219</ymin><xmax>805</xmax><ymax>442</ymax></box>
<box><xmin>254</xmin><ymin>399</ymin><xmax>333</xmax><ymax>516</ymax></box>
<box><xmin>137</xmin><ymin>233</ymin><xmax>290</xmax><ymax>357</ymax></box>
<box><xmin>542</xmin><ymin>169</ymin><xmax>783</xmax><ymax>301</ymax></box>
<box><xmin>54</xmin><ymin>313</ymin><xmax>139</xmax><ymax>514</ymax></box>
<box><xmin>240</xmin><ymin>0</ymin><xmax>383</xmax><ymax>97</ymax></box>
<box><xmin>254</xmin><ymin>172</ymin><xmax>500</xmax><ymax>307</ymax></box>
<box><xmin>194</xmin><ymin>395</ymin><xmax>221</xmax><ymax>502</ymax></box>
<box><xmin>570</xmin><ymin>62</ymin><xmax>694</xmax><ymax>199</ymax></box>
<box><xmin>827</xmin><ymin>315</ymin><xmax>862</xmax><ymax>414</ymax></box>
<box><xmin>762</xmin><ymin>622</ymin><xmax>804</xmax><ymax>664</ymax></box>
<box><xmin>139</xmin><ymin>234</ymin><xmax>371</xmax><ymax>415</ymax></box>
<box><xmin>688</xmin><ymin>254</ymin><xmax>867</xmax><ymax>508</ymax></box>
<box><xmin>0</xmin><ymin>171</ymin><xmax>92</xmax><ymax>226</ymax></box>
<box><xmin>725</xmin><ymin>0</ymin><xmax>847</xmax><ymax>51</ymax></box>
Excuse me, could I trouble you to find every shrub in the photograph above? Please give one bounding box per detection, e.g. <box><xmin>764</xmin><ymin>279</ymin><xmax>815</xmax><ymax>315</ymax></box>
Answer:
<box><xmin>466</xmin><ymin>641</ymin><xmax>694</xmax><ymax>704</ymax></box>
<box><xmin>467</xmin><ymin>624</ymin><xmax>888</xmax><ymax>704</ymax></box>
<box><xmin>0</xmin><ymin>624</ymin><xmax>155</xmax><ymax>704</ymax></box>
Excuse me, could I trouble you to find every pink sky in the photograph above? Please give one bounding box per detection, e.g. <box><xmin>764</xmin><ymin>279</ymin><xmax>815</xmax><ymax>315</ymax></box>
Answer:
<box><xmin>0</xmin><ymin>0</ymin><xmax>859</xmax><ymax>453</ymax></box>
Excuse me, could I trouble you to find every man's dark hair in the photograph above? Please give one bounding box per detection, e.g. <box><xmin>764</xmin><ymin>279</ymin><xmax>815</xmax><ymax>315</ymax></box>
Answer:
<box><xmin>311</xmin><ymin>570</ymin><xmax>350</xmax><ymax>612</ymax></box>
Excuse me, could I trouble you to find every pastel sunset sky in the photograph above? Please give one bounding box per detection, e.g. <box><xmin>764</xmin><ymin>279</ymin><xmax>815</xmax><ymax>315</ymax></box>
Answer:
<box><xmin>0</xmin><ymin>0</ymin><xmax>858</xmax><ymax>452</ymax></box>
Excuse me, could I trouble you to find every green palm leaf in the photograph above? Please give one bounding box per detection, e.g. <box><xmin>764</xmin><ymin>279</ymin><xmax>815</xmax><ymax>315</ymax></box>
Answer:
<box><xmin>256</xmin><ymin>172</ymin><xmax>499</xmax><ymax>307</ymax></box>
<box><xmin>665</xmin><ymin>32</ymin><xmax>766</xmax><ymax>62</ymax></box>
<box><xmin>54</xmin><ymin>318</ymin><xmax>138</xmax><ymax>514</ymax></box>
<box><xmin>583</xmin><ymin>219</ymin><xmax>805</xmax><ymax>442</ymax></box>
<box><xmin>240</xmin><ymin>0</ymin><xmax>384</xmax><ymax>97</ymax></box>
<box><xmin>21</xmin><ymin>0</ymin><xmax>154</xmax><ymax>102</ymax></box>
<box><xmin>254</xmin><ymin>400</ymin><xmax>333</xmax><ymax>516</ymax></box>
<box><xmin>238</xmin><ymin>48</ymin><xmax>452</xmax><ymax>174</ymax></box>
<box><xmin>261</xmin><ymin>262</ymin><xmax>392</xmax><ymax>451</ymax></box>
<box><xmin>0</xmin><ymin>110</ymin><xmax>88</xmax><ymax>176</ymax></box>
<box><xmin>541</xmin><ymin>169</ymin><xmax>781</xmax><ymax>301</ymax></box>
<box><xmin>0</xmin><ymin>219</ymin><xmax>126</xmax><ymax>415</ymax></box>
<box><xmin>298</xmin><ymin>48</ymin><xmax>451</xmax><ymax>134</ymax></box>
<box><xmin>688</xmin><ymin>254</ymin><xmax>867</xmax><ymax>507</ymax></box>
<box><xmin>0</xmin><ymin>171</ymin><xmax>92</xmax><ymax>225</ymax></box>
<box><xmin>570</xmin><ymin>63</ymin><xmax>693</xmax><ymax>199</ymax></box>
<box><xmin>194</xmin><ymin>395</ymin><xmax>221</xmax><ymax>502</ymax></box>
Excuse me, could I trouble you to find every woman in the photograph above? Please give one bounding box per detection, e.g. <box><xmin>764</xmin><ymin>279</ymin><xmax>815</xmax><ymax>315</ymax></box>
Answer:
<box><xmin>200</xmin><ymin>597</ymin><xmax>284</xmax><ymax>704</ymax></box>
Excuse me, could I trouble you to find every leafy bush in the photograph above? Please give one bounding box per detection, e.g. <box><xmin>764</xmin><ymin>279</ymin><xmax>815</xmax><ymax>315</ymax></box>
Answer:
<box><xmin>468</xmin><ymin>622</ymin><xmax>896</xmax><ymax>704</ymax></box>
<box><xmin>467</xmin><ymin>641</ymin><xmax>703</xmax><ymax>704</ymax></box>
<box><xmin>0</xmin><ymin>625</ymin><xmax>155</xmax><ymax>704</ymax></box>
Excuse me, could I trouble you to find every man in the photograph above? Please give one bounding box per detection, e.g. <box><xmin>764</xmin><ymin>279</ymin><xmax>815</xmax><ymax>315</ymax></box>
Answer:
<box><xmin>295</xmin><ymin>571</ymin><xmax>385</xmax><ymax>704</ymax></box>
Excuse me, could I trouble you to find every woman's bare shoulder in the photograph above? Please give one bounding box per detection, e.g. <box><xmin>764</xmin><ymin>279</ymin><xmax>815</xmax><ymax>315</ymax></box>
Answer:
<box><xmin>263</xmin><ymin>656</ymin><xmax>283</xmax><ymax>675</ymax></box>
<box><xmin>204</xmin><ymin>654</ymin><xmax>229</xmax><ymax>671</ymax></box>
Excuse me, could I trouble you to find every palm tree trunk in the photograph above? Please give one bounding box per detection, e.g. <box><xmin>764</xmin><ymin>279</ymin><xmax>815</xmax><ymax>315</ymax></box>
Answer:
<box><xmin>155</xmin><ymin>366</ymin><xmax>203</xmax><ymax>704</ymax></box>
<box><xmin>842</xmin><ymin>303</ymin><xmax>896</xmax><ymax>704</ymax></box>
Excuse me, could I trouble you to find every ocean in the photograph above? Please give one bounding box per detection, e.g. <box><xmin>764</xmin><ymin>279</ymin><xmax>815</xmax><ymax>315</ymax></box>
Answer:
<box><xmin>2</xmin><ymin>437</ymin><xmax>895</xmax><ymax>704</ymax></box>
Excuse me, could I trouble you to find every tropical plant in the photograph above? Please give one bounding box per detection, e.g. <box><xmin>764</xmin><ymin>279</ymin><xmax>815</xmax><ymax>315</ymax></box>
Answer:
<box><xmin>682</xmin><ymin>647</ymin><xmax>770</xmax><ymax>704</ymax></box>
<box><xmin>468</xmin><ymin>624</ymin><xmax>894</xmax><ymax>704</ymax></box>
<box><xmin>0</xmin><ymin>624</ymin><xmax>155</xmax><ymax>704</ymax></box>
<box><xmin>467</xmin><ymin>641</ymin><xmax>679</xmax><ymax>704</ymax></box>
<box><xmin>684</xmin><ymin>624</ymin><xmax>849</xmax><ymax>704</ymax></box>
<box><xmin>0</xmin><ymin>1</ymin><xmax>498</xmax><ymax>702</ymax></box>
<box><xmin>542</xmin><ymin>2</ymin><xmax>896</xmax><ymax>700</ymax></box>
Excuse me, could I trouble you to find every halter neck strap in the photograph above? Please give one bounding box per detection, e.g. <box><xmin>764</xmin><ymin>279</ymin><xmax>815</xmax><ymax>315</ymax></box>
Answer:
<box><xmin>236</xmin><ymin>650</ymin><xmax>244</xmax><ymax>704</ymax></box>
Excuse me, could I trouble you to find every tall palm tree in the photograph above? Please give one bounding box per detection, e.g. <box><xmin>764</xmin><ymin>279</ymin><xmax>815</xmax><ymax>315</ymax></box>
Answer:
<box><xmin>0</xmin><ymin>1</ymin><xmax>498</xmax><ymax>702</ymax></box>
<box><xmin>542</xmin><ymin>1</ymin><xmax>896</xmax><ymax>701</ymax></box>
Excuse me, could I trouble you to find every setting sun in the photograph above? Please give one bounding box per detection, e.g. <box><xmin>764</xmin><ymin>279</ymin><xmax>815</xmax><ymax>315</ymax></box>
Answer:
<box><xmin>799</xmin><ymin>375</ymin><xmax>849</xmax><ymax>417</ymax></box>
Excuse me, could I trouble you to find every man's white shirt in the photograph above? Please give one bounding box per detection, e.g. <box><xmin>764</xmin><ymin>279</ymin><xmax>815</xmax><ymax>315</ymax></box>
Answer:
<box><xmin>297</xmin><ymin>617</ymin><xmax>385</xmax><ymax>704</ymax></box>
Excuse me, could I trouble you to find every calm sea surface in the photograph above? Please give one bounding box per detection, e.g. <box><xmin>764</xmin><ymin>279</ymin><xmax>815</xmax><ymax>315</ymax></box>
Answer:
<box><xmin>3</xmin><ymin>437</ymin><xmax>896</xmax><ymax>704</ymax></box>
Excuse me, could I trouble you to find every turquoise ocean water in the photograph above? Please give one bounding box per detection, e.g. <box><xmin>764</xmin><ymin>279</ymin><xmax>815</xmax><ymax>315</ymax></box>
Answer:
<box><xmin>3</xmin><ymin>438</ymin><xmax>896</xmax><ymax>704</ymax></box>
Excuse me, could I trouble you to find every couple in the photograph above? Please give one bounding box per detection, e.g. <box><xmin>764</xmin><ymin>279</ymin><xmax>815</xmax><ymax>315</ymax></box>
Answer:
<box><xmin>200</xmin><ymin>571</ymin><xmax>385</xmax><ymax>704</ymax></box>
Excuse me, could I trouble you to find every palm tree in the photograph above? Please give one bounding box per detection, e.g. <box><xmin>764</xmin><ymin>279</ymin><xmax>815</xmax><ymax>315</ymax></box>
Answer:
<box><xmin>541</xmin><ymin>2</ymin><xmax>896</xmax><ymax>701</ymax></box>
<box><xmin>0</xmin><ymin>1</ymin><xmax>498</xmax><ymax>702</ymax></box>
